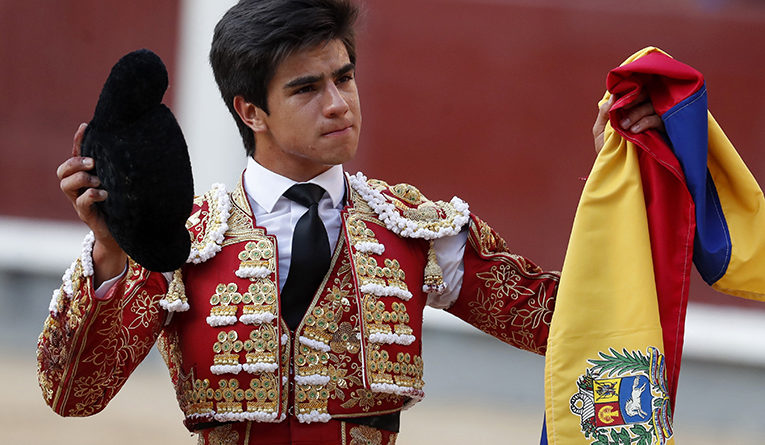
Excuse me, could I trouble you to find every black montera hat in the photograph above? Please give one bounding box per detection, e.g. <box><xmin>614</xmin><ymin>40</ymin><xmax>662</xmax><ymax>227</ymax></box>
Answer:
<box><xmin>81</xmin><ymin>49</ymin><xmax>194</xmax><ymax>272</ymax></box>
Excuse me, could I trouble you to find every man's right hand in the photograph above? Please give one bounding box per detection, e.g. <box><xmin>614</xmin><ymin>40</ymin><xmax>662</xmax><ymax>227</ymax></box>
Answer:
<box><xmin>57</xmin><ymin>123</ymin><xmax>127</xmax><ymax>287</ymax></box>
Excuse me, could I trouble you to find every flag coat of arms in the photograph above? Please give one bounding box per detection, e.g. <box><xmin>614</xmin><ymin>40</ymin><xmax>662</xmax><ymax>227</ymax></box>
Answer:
<box><xmin>542</xmin><ymin>47</ymin><xmax>765</xmax><ymax>445</ymax></box>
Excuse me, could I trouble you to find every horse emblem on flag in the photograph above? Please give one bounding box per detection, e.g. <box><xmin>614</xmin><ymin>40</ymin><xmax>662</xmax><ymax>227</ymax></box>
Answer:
<box><xmin>569</xmin><ymin>347</ymin><xmax>673</xmax><ymax>445</ymax></box>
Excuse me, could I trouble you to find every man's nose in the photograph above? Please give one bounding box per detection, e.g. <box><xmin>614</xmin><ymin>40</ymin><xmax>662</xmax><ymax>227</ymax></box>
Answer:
<box><xmin>323</xmin><ymin>83</ymin><xmax>350</xmax><ymax>117</ymax></box>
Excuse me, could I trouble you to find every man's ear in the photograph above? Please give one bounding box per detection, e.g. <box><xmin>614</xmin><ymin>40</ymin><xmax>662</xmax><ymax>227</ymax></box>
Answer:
<box><xmin>233</xmin><ymin>96</ymin><xmax>267</xmax><ymax>133</ymax></box>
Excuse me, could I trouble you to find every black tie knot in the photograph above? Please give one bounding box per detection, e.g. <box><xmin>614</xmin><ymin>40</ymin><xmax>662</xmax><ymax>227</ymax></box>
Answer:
<box><xmin>283</xmin><ymin>183</ymin><xmax>326</xmax><ymax>208</ymax></box>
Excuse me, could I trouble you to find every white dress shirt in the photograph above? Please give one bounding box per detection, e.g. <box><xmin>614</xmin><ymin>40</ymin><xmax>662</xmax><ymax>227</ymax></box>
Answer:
<box><xmin>243</xmin><ymin>158</ymin><xmax>346</xmax><ymax>291</ymax></box>
<box><xmin>97</xmin><ymin>159</ymin><xmax>467</xmax><ymax>308</ymax></box>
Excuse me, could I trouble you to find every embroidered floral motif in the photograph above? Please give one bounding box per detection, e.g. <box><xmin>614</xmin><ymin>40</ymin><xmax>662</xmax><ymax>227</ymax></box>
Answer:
<box><xmin>339</xmin><ymin>388</ymin><xmax>400</xmax><ymax>412</ymax></box>
<box><xmin>128</xmin><ymin>290</ymin><xmax>160</xmax><ymax>329</ymax></box>
<box><xmin>467</xmin><ymin>287</ymin><xmax>553</xmax><ymax>354</ymax></box>
<box><xmin>476</xmin><ymin>264</ymin><xmax>535</xmax><ymax>301</ymax></box>
<box><xmin>38</xmin><ymin>257</ymin><xmax>166</xmax><ymax>417</ymax></box>
<box><xmin>330</xmin><ymin>321</ymin><xmax>360</xmax><ymax>354</ymax></box>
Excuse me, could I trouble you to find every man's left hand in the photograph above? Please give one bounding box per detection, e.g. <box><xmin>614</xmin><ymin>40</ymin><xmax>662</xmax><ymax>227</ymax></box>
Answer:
<box><xmin>593</xmin><ymin>91</ymin><xmax>665</xmax><ymax>153</ymax></box>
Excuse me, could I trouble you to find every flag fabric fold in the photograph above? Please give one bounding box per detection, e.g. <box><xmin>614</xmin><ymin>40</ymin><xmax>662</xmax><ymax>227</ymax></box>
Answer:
<box><xmin>542</xmin><ymin>47</ymin><xmax>765</xmax><ymax>445</ymax></box>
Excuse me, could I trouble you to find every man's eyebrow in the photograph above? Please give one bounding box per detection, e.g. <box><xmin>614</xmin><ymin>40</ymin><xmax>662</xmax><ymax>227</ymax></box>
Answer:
<box><xmin>284</xmin><ymin>74</ymin><xmax>322</xmax><ymax>90</ymax></box>
<box><xmin>283</xmin><ymin>63</ymin><xmax>355</xmax><ymax>90</ymax></box>
<box><xmin>333</xmin><ymin>63</ymin><xmax>355</xmax><ymax>78</ymax></box>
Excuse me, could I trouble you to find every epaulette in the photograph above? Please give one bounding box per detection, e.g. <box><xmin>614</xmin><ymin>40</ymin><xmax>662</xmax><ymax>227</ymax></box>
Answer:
<box><xmin>186</xmin><ymin>183</ymin><xmax>231</xmax><ymax>264</ymax></box>
<box><xmin>347</xmin><ymin>172</ymin><xmax>470</xmax><ymax>296</ymax></box>
<box><xmin>347</xmin><ymin>172</ymin><xmax>470</xmax><ymax>240</ymax></box>
<box><xmin>160</xmin><ymin>183</ymin><xmax>231</xmax><ymax>313</ymax></box>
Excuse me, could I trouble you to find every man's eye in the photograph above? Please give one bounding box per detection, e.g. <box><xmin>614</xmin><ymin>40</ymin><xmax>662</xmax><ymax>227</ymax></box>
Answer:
<box><xmin>295</xmin><ymin>85</ymin><xmax>315</xmax><ymax>94</ymax></box>
<box><xmin>337</xmin><ymin>74</ymin><xmax>354</xmax><ymax>84</ymax></box>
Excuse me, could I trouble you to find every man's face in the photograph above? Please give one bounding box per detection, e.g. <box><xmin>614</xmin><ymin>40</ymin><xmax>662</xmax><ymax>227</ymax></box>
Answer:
<box><xmin>251</xmin><ymin>39</ymin><xmax>361</xmax><ymax>181</ymax></box>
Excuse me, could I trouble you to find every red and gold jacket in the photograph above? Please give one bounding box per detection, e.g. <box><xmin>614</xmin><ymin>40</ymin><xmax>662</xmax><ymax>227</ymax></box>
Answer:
<box><xmin>37</xmin><ymin>172</ymin><xmax>559</xmax><ymax>431</ymax></box>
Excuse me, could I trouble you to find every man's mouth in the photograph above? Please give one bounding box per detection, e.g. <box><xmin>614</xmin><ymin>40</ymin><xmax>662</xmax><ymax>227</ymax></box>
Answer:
<box><xmin>322</xmin><ymin>124</ymin><xmax>353</xmax><ymax>137</ymax></box>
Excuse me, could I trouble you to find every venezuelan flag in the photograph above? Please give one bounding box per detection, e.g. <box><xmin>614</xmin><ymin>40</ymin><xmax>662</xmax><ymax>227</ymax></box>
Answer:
<box><xmin>542</xmin><ymin>48</ymin><xmax>765</xmax><ymax>445</ymax></box>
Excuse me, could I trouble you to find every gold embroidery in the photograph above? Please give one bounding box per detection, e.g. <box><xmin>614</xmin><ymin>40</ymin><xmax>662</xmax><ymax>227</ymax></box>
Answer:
<box><xmin>363</xmin><ymin>297</ymin><xmax>412</xmax><ymax>340</ymax></box>
<box><xmin>157</xmin><ymin>330</ymin><xmax>193</xmax><ymax>415</ymax></box>
<box><xmin>212</xmin><ymin>330</ymin><xmax>242</xmax><ymax>369</ymax></box>
<box><xmin>475</xmin><ymin>215</ymin><xmax>509</xmax><ymax>254</ymax></box>
<box><xmin>423</xmin><ymin>241</ymin><xmax>445</xmax><ymax>290</ymax></box>
<box><xmin>163</xmin><ymin>269</ymin><xmax>187</xmax><ymax>308</ymax></box>
<box><xmin>475</xmin><ymin>264</ymin><xmax>535</xmax><ymax>301</ymax></box>
<box><xmin>355</xmin><ymin>255</ymin><xmax>408</xmax><ymax>293</ymax></box>
<box><xmin>330</xmin><ymin>321</ymin><xmax>360</xmax><ymax>354</ymax></box>
<box><xmin>188</xmin><ymin>188</ymin><xmax>227</xmax><ymax>252</ymax></box>
<box><xmin>241</xmin><ymin>280</ymin><xmax>278</xmax><ymax>323</ymax></box>
<box><xmin>127</xmin><ymin>289</ymin><xmax>160</xmax><ymax>329</ymax></box>
<box><xmin>244</xmin><ymin>324</ymin><xmax>279</xmax><ymax>370</ymax></box>
<box><xmin>205</xmin><ymin>423</ymin><xmax>240</xmax><ymax>445</ymax></box>
<box><xmin>390</xmin><ymin>183</ymin><xmax>425</xmax><ymax>205</ymax></box>
<box><xmin>209</xmin><ymin>283</ymin><xmax>242</xmax><ymax>323</ymax></box>
<box><xmin>188</xmin><ymin>379</ymin><xmax>214</xmax><ymax>417</ymax></box>
<box><xmin>347</xmin><ymin>216</ymin><xmax>380</xmax><ymax>246</ymax></box>
<box><xmin>340</xmin><ymin>388</ymin><xmax>400</xmax><ymax>412</ymax></box>
<box><xmin>350</xmin><ymin>424</ymin><xmax>383</xmax><ymax>445</ymax></box>
<box><xmin>237</xmin><ymin>240</ymin><xmax>275</xmax><ymax>274</ymax></box>
<box><xmin>188</xmin><ymin>376</ymin><xmax>280</xmax><ymax>418</ymax></box>
<box><xmin>467</xmin><ymin>286</ymin><xmax>553</xmax><ymax>354</ymax></box>
<box><xmin>224</xmin><ymin>184</ymin><xmax>267</xmax><ymax>247</ymax></box>
<box><xmin>366</xmin><ymin>344</ymin><xmax>423</xmax><ymax>391</ymax></box>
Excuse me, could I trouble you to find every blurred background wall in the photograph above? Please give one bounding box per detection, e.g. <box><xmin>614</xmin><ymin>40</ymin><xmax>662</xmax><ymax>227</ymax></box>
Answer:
<box><xmin>1</xmin><ymin>0</ymin><xmax>764</xmax><ymax>443</ymax></box>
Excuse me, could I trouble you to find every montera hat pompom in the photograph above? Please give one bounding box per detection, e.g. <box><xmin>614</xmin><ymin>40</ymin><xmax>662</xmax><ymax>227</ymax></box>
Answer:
<box><xmin>81</xmin><ymin>49</ymin><xmax>194</xmax><ymax>272</ymax></box>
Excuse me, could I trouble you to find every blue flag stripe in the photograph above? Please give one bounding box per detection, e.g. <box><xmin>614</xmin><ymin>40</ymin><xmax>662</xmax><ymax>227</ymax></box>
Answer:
<box><xmin>661</xmin><ymin>84</ymin><xmax>731</xmax><ymax>284</ymax></box>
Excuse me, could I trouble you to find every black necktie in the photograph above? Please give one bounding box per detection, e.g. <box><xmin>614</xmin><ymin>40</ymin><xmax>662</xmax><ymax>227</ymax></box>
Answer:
<box><xmin>280</xmin><ymin>183</ymin><xmax>331</xmax><ymax>330</ymax></box>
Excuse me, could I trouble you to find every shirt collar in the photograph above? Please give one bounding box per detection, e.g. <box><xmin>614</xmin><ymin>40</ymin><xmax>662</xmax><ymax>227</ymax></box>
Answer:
<box><xmin>243</xmin><ymin>157</ymin><xmax>346</xmax><ymax>213</ymax></box>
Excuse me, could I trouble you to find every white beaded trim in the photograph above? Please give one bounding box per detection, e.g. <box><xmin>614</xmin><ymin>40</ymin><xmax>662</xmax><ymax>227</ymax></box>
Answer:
<box><xmin>160</xmin><ymin>299</ymin><xmax>190</xmax><ymax>312</ymax></box>
<box><xmin>297</xmin><ymin>410</ymin><xmax>332</xmax><ymax>424</ymax></box>
<box><xmin>281</xmin><ymin>334</ymin><xmax>289</xmax><ymax>345</ymax></box>
<box><xmin>354</xmin><ymin>241</ymin><xmax>385</xmax><ymax>255</ymax></box>
<box><xmin>370</xmin><ymin>383</ymin><xmax>425</xmax><ymax>399</ymax></box>
<box><xmin>210</xmin><ymin>364</ymin><xmax>242</xmax><ymax>375</ymax></box>
<box><xmin>212</xmin><ymin>411</ymin><xmax>284</xmax><ymax>423</ymax></box>
<box><xmin>206</xmin><ymin>315</ymin><xmax>238</xmax><ymax>327</ymax></box>
<box><xmin>295</xmin><ymin>374</ymin><xmax>331</xmax><ymax>386</ymax></box>
<box><xmin>239</xmin><ymin>312</ymin><xmax>277</xmax><ymax>325</ymax></box>
<box><xmin>235</xmin><ymin>266</ymin><xmax>271</xmax><ymax>279</ymax></box>
<box><xmin>48</xmin><ymin>289</ymin><xmax>63</xmax><ymax>315</ymax></box>
<box><xmin>80</xmin><ymin>231</ymin><xmax>95</xmax><ymax>277</ymax></box>
<box><xmin>359</xmin><ymin>283</ymin><xmax>412</xmax><ymax>301</ymax></box>
<box><xmin>368</xmin><ymin>332</ymin><xmax>416</xmax><ymax>346</ymax></box>
<box><xmin>348</xmin><ymin>172</ymin><xmax>470</xmax><ymax>240</ymax></box>
<box><xmin>49</xmin><ymin>232</ymin><xmax>96</xmax><ymax>316</ymax></box>
<box><xmin>243</xmin><ymin>363</ymin><xmax>279</xmax><ymax>374</ymax></box>
<box><xmin>298</xmin><ymin>336</ymin><xmax>331</xmax><ymax>352</ymax></box>
<box><xmin>188</xmin><ymin>183</ymin><xmax>230</xmax><ymax>264</ymax></box>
